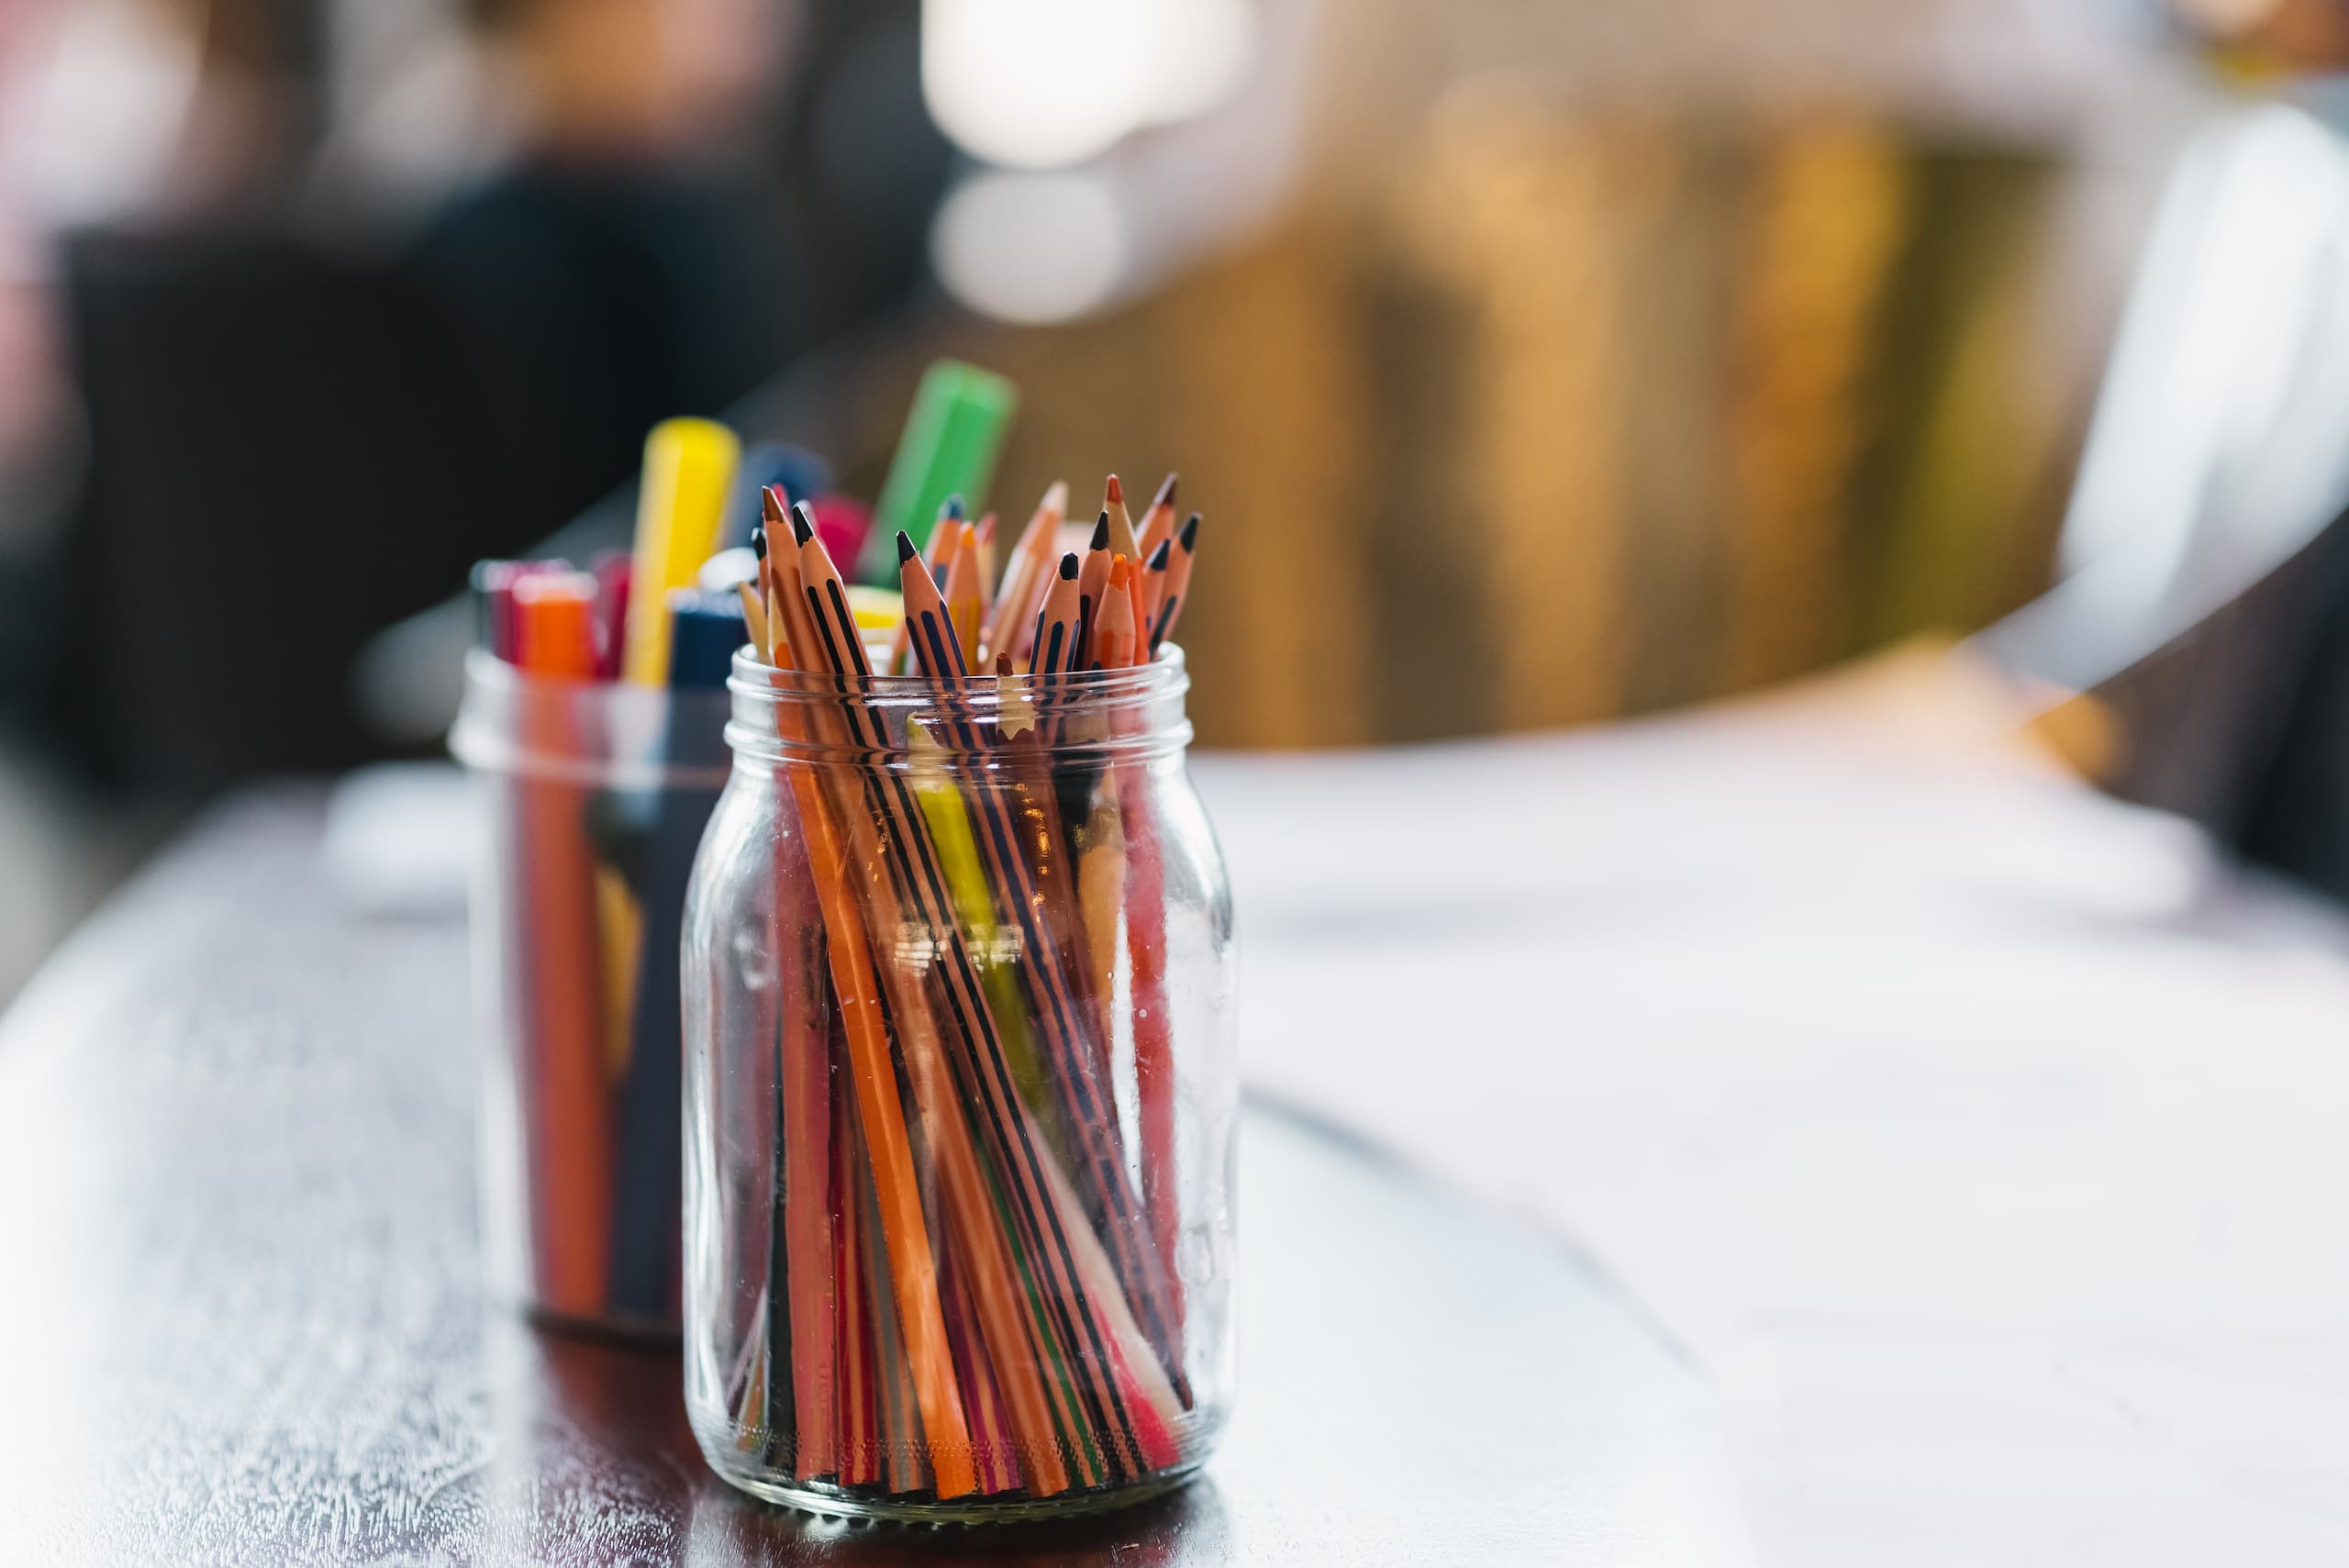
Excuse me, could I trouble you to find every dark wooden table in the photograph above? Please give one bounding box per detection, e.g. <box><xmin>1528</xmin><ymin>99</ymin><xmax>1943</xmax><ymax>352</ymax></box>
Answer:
<box><xmin>0</xmin><ymin>789</ymin><xmax>1751</xmax><ymax>1565</ymax></box>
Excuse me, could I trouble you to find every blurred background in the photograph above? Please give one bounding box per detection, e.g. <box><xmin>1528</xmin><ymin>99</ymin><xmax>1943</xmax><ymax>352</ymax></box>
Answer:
<box><xmin>7</xmin><ymin>0</ymin><xmax>2349</xmax><ymax>1003</ymax></box>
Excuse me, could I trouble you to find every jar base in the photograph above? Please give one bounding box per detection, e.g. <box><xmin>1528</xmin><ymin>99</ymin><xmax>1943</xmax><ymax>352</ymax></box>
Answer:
<box><xmin>700</xmin><ymin>1446</ymin><xmax>1206</xmax><ymax>1525</ymax></box>
<box><xmin>521</xmin><ymin>1301</ymin><xmax>683</xmax><ymax>1346</ymax></box>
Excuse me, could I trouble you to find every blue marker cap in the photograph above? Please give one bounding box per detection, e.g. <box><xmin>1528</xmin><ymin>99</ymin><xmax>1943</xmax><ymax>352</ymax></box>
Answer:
<box><xmin>722</xmin><ymin>442</ymin><xmax>834</xmax><ymax>550</ymax></box>
<box><xmin>664</xmin><ymin>588</ymin><xmax>748</xmax><ymax>689</ymax></box>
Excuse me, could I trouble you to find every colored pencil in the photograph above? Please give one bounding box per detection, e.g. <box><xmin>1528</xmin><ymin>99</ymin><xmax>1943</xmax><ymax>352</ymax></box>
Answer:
<box><xmin>1148</xmin><ymin>514</ymin><xmax>1200</xmax><ymax>654</ymax></box>
<box><xmin>989</xmin><ymin>482</ymin><xmax>1066</xmax><ymax>667</ymax></box>
<box><xmin>1074</xmin><ymin>515</ymin><xmax>1113</xmax><ymax>671</ymax></box>
<box><xmin>508</xmin><ymin>571</ymin><xmax>612</xmax><ymax>1321</ymax></box>
<box><xmin>1136</xmin><ymin>473</ymin><xmax>1177</xmax><ymax>564</ymax></box>
<box><xmin>1101</xmin><ymin>474</ymin><xmax>1138</xmax><ymax>560</ymax></box>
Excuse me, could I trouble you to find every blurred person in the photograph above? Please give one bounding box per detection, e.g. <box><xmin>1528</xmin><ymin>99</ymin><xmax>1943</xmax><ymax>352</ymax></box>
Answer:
<box><xmin>12</xmin><ymin>0</ymin><xmax>952</xmax><ymax>805</ymax></box>
<box><xmin>7</xmin><ymin>0</ymin><xmax>317</xmax><ymax>228</ymax></box>
<box><xmin>403</xmin><ymin>0</ymin><xmax>807</xmax><ymax>536</ymax></box>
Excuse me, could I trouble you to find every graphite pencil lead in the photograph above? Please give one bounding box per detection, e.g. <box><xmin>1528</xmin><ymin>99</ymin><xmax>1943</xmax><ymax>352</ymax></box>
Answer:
<box><xmin>896</xmin><ymin>529</ymin><xmax>919</xmax><ymax>563</ymax></box>
<box><xmin>1091</xmin><ymin>513</ymin><xmax>1110</xmax><ymax>550</ymax></box>
<box><xmin>1059</xmin><ymin>552</ymin><xmax>1079</xmax><ymax>580</ymax></box>
<box><xmin>1179</xmin><ymin>513</ymin><xmax>1199</xmax><ymax>550</ymax></box>
<box><xmin>1145</xmin><ymin>539</ymin><xmax>1172</xmax><ymax>572</ymax></box>
<box><xmin>789</xmin><ymin>501</ymin><xmax>817</xmax><ymax>547</ymax></box>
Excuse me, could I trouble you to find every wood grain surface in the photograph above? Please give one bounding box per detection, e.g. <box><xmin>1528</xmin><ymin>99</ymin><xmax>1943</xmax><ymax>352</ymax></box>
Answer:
<box><xmin>0</xmin><ymin>788</ymin><xmax>1750</xmax><ymax>1566</ymax></box>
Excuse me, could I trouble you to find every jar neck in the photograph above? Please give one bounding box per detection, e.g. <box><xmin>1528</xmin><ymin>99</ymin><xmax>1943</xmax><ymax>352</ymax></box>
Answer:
<box><xmin>724</xmin><ymin>645</ymin><xmax>1194</xmax><ymax>770</ymax></box>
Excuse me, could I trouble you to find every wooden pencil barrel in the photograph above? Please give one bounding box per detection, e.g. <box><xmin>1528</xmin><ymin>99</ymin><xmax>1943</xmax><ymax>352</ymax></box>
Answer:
<box><xmin>681</xmin><ymin>649</ymin><xmax>1238</xmax><ymax>1520</ymax></box>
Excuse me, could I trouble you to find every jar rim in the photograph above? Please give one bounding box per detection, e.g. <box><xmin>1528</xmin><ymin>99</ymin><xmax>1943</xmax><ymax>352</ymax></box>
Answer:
<box><xmin>727</xmin><ymin>642</ymin><xmax>1187</xmax><ymax>703</ymax></box>
<box><xmin>723</xmin><ymin>643</ymin><xmax>1193</xmax><ymax>765</ymax></box>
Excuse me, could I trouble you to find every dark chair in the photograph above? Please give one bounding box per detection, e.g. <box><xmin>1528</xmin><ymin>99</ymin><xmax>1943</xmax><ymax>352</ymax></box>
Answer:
<box><xmin>45</xmin><ymin>224</ymin><xmax>533</xmax><ymax>792</ymax></box>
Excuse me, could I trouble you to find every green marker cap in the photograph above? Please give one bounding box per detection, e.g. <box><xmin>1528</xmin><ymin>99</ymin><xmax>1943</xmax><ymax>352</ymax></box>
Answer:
<box><xmin>860</xmin><ymin>359</ymin><xmax>1019</xmax><ymax>584</ymax></box>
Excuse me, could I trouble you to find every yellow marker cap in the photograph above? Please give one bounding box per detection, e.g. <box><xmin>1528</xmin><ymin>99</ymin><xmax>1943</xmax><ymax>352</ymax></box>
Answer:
<box><xmin>845</xmin><ymin>584</ymin><xmax>905</xmax><ymax>632</ymax></box>
<box><xmin>623</xmin><ymin>417</ymin><xmax>740</xmax><ymax>685</ymax></box>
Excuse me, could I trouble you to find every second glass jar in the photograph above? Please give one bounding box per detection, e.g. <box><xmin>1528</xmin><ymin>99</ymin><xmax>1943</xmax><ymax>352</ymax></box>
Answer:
<box><xmin>681</xmin><ymin>649</ymin><xmax>1236</xmax><ymax>1520</ymax></box>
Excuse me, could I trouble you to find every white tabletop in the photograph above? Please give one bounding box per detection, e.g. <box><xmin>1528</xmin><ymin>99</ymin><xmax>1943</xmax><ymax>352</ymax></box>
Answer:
<box><xmin>1196</xmin><ymin>684</ymin><xmax>2349</xmax><ymax>1565</ymax></box>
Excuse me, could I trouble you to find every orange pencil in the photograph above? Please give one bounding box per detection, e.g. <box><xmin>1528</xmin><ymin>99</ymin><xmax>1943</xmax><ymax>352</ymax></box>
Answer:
<box><xmin>1148</xmin><ymin>513</ymin><xmax>1200</xmax><ymax>654</ymax></box>
<box><xmin>942</xmin><ymin>520</ymin><xmax>985</xmax><ymax>672</ymax></box>
<box><xmin>1091</xmin><ymin>557</ymin><xmax>1137</xmax><ymax>671</ymax></box>
<box><xmin>1029</xmin><ymin>553</ymin><xmax>1083</xmax><ymax>678</ymax></box>
<box><xmin>833</xmin><ymin>1083</ymin><xmax>877</xmax><ymax>1487</ymax></box>
<box><xmin>1100</xmin><ymin>473</ymin><xmax>1138</xmax><ymax>559</ymax></box>
<box><xmin>752</xmin><ymin>505</ymin><xmax>840</xmax><ymax>1474</ymax></box>
<box><xmin>1136</xmin><ymin>473</ymin><xmax>1177</xmax><ymax>564</ymax></box>
<box><xmin>510</xmin><ymin>571</ymin><xmax>611</xmax><ymax>1321</ymax></box>
<box><xmin>971</xmin><ymin>513</ymin><xmax>997</xmax><ymax>597</ymax></box>
<box><xmin>988</xmin><ymin>482</ymin><xmax>1064</xmax><ymax>665</ymax></box>
<box><xmin>1124</xmin><ymin>550</ymin><xmax>1149</xmax><ymax>656</ymax></box>
<box><xmin>886</xmin><ymin>498</ymin><xmax>965</xmax><ymax>674</ymax></box>
<box><xmin>1140</xmin><ymin>539</ymin><xmax>1173</xmax><ymax>634</ymax></box>
<box><xmin>1074</xmin><ymin>512</ymin><xmax>1112</xmax><ymax>669</ymax></box>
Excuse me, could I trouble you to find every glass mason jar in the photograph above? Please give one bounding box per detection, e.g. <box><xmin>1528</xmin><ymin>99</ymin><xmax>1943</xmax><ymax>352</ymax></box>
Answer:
<box><xmin>681</xmin><ymin>646</ymin><xmax>1237</xmax><ymax>1521</ymax></box>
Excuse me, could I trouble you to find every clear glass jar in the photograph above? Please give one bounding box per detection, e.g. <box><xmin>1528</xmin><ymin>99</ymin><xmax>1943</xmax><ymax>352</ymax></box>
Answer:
<box><xmin>681</xmin><ymin>647</ymin><xmax>1237</xmax><ymax>1521</ymax></box>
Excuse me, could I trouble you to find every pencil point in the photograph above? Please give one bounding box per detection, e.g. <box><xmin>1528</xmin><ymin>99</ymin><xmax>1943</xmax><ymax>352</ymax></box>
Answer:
<box><xmin>1152</xmin><ymin>472</ymin><xmax>1177</xmax><ymax>510</ymax></box>
<box><xmin>1179</xmin><ymin>512</ymin><xmax>1200</xmax><ymax>550</ymax></box>
<box><xmin>1105</xmin><ymin>473</ymin><xmax>1124</xmax><ymax>506</ymax></box>
<box><xmin>751</xmin><ymin>527</ymin><xmax>766</xmax><ymax>560</ymax></box>
<box><xmin>896</xmin><ymin>529</ymin><xmax>918</xmax><ymax>564</ymax></box>
<box><xmin>941</xmin><ymin>494</ymin><xmax>965</xmax><ymax>521</ymax></box>
<box><xmin>1058</xmin><ymin>551</ymin><xmax>1079</xmax><ymax>581</ymax></box>
<box><xmin>789</xmin><ymin>502</ymin><xmax>816</xmax><ymax>547</ymax></box>
<box><xmin>761</xmin><ymin>484</ymin><xmax>789</xmax><ymax>526</ymax></box>
<box><xmin>1091</xmin><ymin>513</ymin><xmax>1110</xmax><ymax>550</ymax></box>
<box><xmin>1146</xmin><ymin>539</ymin><xmax>1171</xmax><ymax>571</ymax></box>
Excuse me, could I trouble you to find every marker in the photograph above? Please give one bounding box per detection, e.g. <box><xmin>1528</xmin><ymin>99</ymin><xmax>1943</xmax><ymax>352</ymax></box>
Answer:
<box><xmin>860</xmin><ymin>360</ymin><xmax>1018</xmax><ymax>583</ymax></box>
<box><xmin>623</xmin><ymin>417</ymin><xmax>741</xmax><ymax>686</ymax></box>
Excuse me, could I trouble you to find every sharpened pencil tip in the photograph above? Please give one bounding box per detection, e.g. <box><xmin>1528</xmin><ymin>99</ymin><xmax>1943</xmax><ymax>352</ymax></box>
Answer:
<box><xmin>1179</xmin><ymin>512</ymin><xmax>1200</xmax><ymax>550</ymax></box>
<box><xmin>1146</xmin><ymin>539</ymin><xmax>1172</xmax><ymax>571</ymax></box>
<box><xmin>941</xmin><ymin>494</ymin><xmax>965</xmax><ymax>521</ymax></box>
<box><xmin>1059</xmin><ymin>551</ymin><xmax>1079</xmax><ymax>581</ymax></box>
<box><xmin>1105</xmin><ymin>473</ymin><xmax>1123</xmax><ymax>506</ymax></box>
<box><xmin>761</xmin><ymin>484</ymin><xmax>789</xmax><ymax>525</ymax></box>
<box><xmin>789</xmin><ymin>502</ymin><xmax>816</xmax><ymax>547</ymax></box>
<box><xmin>1152</xmin><ymin>472</ymin><xmax>1177</xmax><ymax>509</ymax></box>
<box><xmin>896</xmin><ymin>529</ymin><xmax>918</xmax><ymax>564</ymax></box>
<box><xmin>1091</xmin><ymin>513</ymin><xmax>1110</xmax><ymax>550</ymax></box>
<box><xmin>750</xmin><ymin>527</ymin><xmax>766</xmax><ymax>560</ymax></box>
